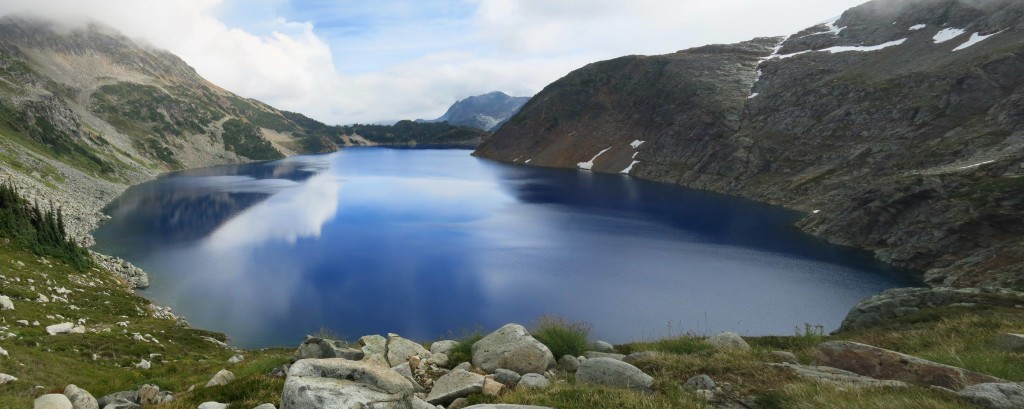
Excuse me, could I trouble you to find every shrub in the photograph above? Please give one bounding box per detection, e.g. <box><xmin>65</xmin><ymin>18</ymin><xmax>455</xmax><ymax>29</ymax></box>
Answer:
<box><xmin>532</xmin><ymin>315</ymin><xmax>591</xmax><ymax>358</ymax></box>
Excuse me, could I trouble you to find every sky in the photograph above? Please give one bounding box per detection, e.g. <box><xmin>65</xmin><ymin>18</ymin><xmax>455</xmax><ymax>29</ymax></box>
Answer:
<box><xmin>0</xmin><ymin>0</ymin><xmax>869</xmax><ymax>125</ymax></box>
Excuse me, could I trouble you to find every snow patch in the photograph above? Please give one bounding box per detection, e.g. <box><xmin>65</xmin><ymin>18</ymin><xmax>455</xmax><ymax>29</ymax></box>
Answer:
<box><xmin>630</xmin><ymin>140</ymin><xmax>645</xmax><ymax>149</ymax></box>
<box><xmin>748</xmin><ymin>93</ymin><xmax>759</xmax><ymax>99</ymax></box>
<box><xmin>909</xmin><ymin>24</ymin><xmax>927</xmax><ymax>31</ymax></box>
<box><xmin>773</xmin><ymin>38</ymin><xmax>907</xmax><ymax>60</ymax></box>
<box><xmin>825</xmin><ymin>20</ymin><xmax>846</xmax><ymax>35</ymax></box>
<box><xmin>933</xmin><ymin>28</ymin><xmax>966</xmax><ymax>43</ymax></box>
<box><xmin>577</xmin><ymin>147</ymin><xmax>611</xmax><ymax>171</ymax></box>
<box><xmin>620</xmin><ymin>160</ymin><xmax>640</xmax><ymax>174</ymax></box>
<box><xmin>958</xmin><ymin>160</ymin><xmax>995</xmax><ymax>169</ymax></box>
<box><xmin>525</xmin><ymin>159</ymin><xmax>532</xmax><ymax>164</ymax></box>
<box><xmin>953</xmin><ymin>30</ymin><xmax>1005</xmax><ymax>51</ymax></box>
<box><xmin>812</xmin><ymin>209</ymin><xmax>821</xmax><ymax>214</ymax></box>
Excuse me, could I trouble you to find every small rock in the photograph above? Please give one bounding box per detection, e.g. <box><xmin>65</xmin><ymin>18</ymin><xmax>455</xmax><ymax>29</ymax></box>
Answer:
<box><xmin>34</xmin><ymin>394</ymin><xmax>73</xmax><ymax>409</ymax></box>
<box><xmin>425</xmin><ymin>369</ymin><xmax>485</xmax><ymax>405</ymax></box>
<box><xmin>684</xmin><ymin>375</ymin><xmax>716</xmax><ymax>391</ymax></box>
<box><xmin>428</xmin><ymin>352</ymin><xmax>449</xmax><ymax>368</ymax></box>
<box><xmin>582</xmin><ymin>351</ymin><xmax>625</xmax><ymax>360</ymax></box>
<box><xmin>46</xmin><ymin>322</ymin><xmax>75</xmax><ymax>335</ymax></box>
<box><xmin>205</xmin><ymin>369</ymin><xmax>236</xmax><ymax>387</ymax></box>
<box><xmin>448</xmin><ymin>397</ymin><xmax>470</xmax><ymax>409</ymax></box>
<box><xmin>493</xmin><ymin>368</ymin><xmax>522</xmax><ymax>388</ymax></box>
<box><xmin>197</xmin><ymin>402</ymin><xmax>228</xmax><ymax>409</ymax></box>
<box><xmin>622</xmin><ymin>351</ymin><xmax>662</xmax><ymax>365</ymax></box>
<box><xmin>769</xmin><ymin>351</ymin><xmax>799</xmax><ymax>364</ymax></box>
<box><xmin>482</xmin><ymin>377</ymin><xmax>505</xmax><ymax>396</ymax></box>
<box><xmin>591</xmin><ymin>341</ymin><xmax>615</xmax><ymax>352</ymax></box>
<box><xmin>556</xmin><ymin>355</ymin><xmax>580</xmax><ymax>372</ymax></box>
<box><xmin>695</xmin><ymin>389</ymin><xmax>715</xmax><ymax>401</ymax></box>
<box><xmin>252</xmin><ymin>404</ymin><xmax>276</xmax><ymax>409</ymax></box>
<box><xmin>958</xmin><ymin>382</ymin><xmax>1024</xmax><ymax>409</ymax></box>
<box><xmin>96</xmin><ymin>391</ymin><xmax>139</xmax><ymax>408</ymax></box>
<box><xmin>0</xmin><ymin>295</ymin><xmax>13</xmax><ymax>310</ymax></box>
<box><xmin>101</xmin><ymin>399</ymin><xmax>140</xmax><ymax>409</ymax></box>
<box><xmin>64</xmin><ymin>384</ymin><xmax>98</xmax><ymax>409</ymax></box>
<box><xmin>517</xmin><ymin>373</ymin><xmax>550</xmax><ymax>390</ymax></box>
<box><xmin>228</xmin><ymin>354</ymin><xmax>244</xmax><ymax>364</ymax></box>
<box><xmin>0</xmin><ymin>373</ymin><xmax>14</xmax><ymax>384</ymax></box>
<box><xmin>707</xmin><ymin>332</ymin><xmax>750</xmax><ymax>352</ymax></box>
<box><xmin>135</xmin><ymin>359</ymin><xmax>151</xmax><ymax>369</ymax></box>
<box><xmin>0</xmin><ymin>346</ymin><xmax>7</xmax><ymax>357</ymax></box>
<box><xmin>137</xmin><ymin>384</ymin><xmax>159</xmax><ymax>406</ymax></box>
<box><xmin>462</xmin><ymin>405</ymin><xmax>554</xmax><ymax>409</ymax></box>
<box><xmin>387</xmin><ymin>333</ymin><xmax>432</xmax><ymax>367</ymax></box>
<box><xmin>453</xmin><ymin>362</ymin><xmax>473</xmax><ymax>372</ymax></box>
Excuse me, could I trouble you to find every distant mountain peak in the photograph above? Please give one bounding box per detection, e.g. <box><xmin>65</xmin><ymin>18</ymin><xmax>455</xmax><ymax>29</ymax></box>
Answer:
<box><xmin>418</xmin><ymin>91</ymin><xmax>531</xmax><ymax>131</ymax></box>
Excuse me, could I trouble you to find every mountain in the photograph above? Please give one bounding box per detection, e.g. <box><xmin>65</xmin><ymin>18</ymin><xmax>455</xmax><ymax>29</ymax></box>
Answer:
<box><xmin>475</xmin><ymin>0</ymin><xmax>1024</xmax><ymax>290</ymax></box>
<box><xmin>419</xmin><ymin>91</ymin><xmax>530</xmax><ymax>131</ymax></box>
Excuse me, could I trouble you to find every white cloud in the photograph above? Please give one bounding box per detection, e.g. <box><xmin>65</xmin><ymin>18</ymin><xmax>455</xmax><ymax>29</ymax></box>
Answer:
<box><xmin>0</xmin><ymin>0</ymin><xmax>867</xmax><ymax>124</ymax></box>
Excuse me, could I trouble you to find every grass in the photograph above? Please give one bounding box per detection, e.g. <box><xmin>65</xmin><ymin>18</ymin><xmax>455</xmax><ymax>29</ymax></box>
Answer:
<box><xmin>447</xmin><ymin>331</ymin><xmax>484</xmax><ymax>365</ymax></box>
<box><xmin>532</xmin><ymin>315</ymin><xmax>591</xmax><ymax>358</ymax></box>
<box><xmin>619</xmin><ymin>335</ymin><xmax>712</xmax><ymax>355</ymax></box>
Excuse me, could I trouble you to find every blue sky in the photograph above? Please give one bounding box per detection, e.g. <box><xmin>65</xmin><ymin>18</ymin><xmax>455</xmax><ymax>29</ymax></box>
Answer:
<box><xmin>1</xmin><ymin>0</ymin><xmax>870</xmax><ymax>124</ymax></box>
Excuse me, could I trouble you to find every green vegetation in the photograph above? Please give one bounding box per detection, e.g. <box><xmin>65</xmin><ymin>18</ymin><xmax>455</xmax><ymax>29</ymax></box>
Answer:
<box><xmin>532</xmin><ymin>315</ymin><xmax>591</xmax><ymax>358</ymax></box>
<box><xmin>447</xmin><ymin>331</ymin><xmax>485</xmax><ymax>365</ymax></box>
<box><xmin>0</xmin><ymin>102</ymin><xmax>115</xmax><ymax>176</ymax></box>
<box><xmin>338</xmin><ymin>120</ymin><xmax>488</xmax><ymax>145</ymax></box>
<box><xmin>0</xmin><ymin>182</ymin><xmax>90</xmax><ymax>269</ymax></box>
<box><xmin>221</xmin><ymin>118</ymin><xmax>284</xmax><ymax>160</ymax></box>
<box><xmin>226</xmin><ymin>96</ymin><xmax>297</xmax><ymax>133</ymax></box>
<box><xmin>89</xmin><ymin>82</ymin><xmax>221</xmax><ymax>141</ymax></box>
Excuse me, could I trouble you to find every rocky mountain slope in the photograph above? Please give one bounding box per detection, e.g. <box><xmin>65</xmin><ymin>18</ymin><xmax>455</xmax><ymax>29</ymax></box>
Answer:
<box><xmin>420</xmin><ymin>91</ymin><xmax>531</xmax><ymax>131</ymax></box>
<box><xmin>474</xmin><ymin>0</ymin><xmax>1024</xmax><ymax>290</ymax></box>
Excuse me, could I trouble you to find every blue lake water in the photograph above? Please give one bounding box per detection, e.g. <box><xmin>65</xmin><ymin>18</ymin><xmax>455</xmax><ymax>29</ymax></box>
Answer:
<box><xmin>91</xmin><ymin>148</ymin><xmax>917</xmax><ymax>348</ymax></box>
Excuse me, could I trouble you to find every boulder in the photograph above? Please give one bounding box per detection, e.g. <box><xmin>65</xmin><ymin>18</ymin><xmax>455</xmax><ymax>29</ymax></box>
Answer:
<box><xmin>958</xmin><ymin>383</ymin><xmax>1024</xmax><ymax>409</ymax></box>
<box><xmin>769</xmin><ymin>351</ymin><xmax>800</xmax><ymax>364</ymax></box>
<box><xmin>463</xmin><ymin>405</ymin><xmax>554</xmax><ymax>409</ymax></box>
<box><xmin>360</xmin><ymin>334</ymin><xmax>387</xmax><ymax>356</ymax></box>
<box><xmin>392</xmin><ymin>362</ymin><xmax>425</xmax><ymax>392</ymax></box>
<box><xmin>622</xmin><ymin>351</ymin><xmax>662</xmax><ymax>365</ymax></box>
<box><xmin>281</xmin><ymin>358</ymin><xmax>416</xmax><ymax>409</ymax></box>
<box><xmin>448</xmin><ymin>397</ymin><xmax>470</xmax><ymax>409</ymax></box>
<box><xmin>197</xmin><ymin>403</ymin><xmax>228</xmax><ymax>409</ymax></box>
<box><xmin>63</xmin><ymin>384</ymin><xmax>98</xmax><ymax>409</ymax></box>
<box><xmin>0</xmin><ymin>373</ymin><xmax>15</xmax><ymax>384</ymax></box>
<box><xmin>428</xmin><ymin>352</ymin><xmax>449</xmax><ymax>368</ymax></box>
<box><xmin>707</xmin><ymin>332</ymin><xmax>750</xmax><ymax>352</ymax></box>
<box><xmin>816</xmin><ymin>341</ymin><xmax>1003</xmax><ymax>389</ymax></box>
<box><xmin>840</xmin><ymin>288</ymin><xmax>1024</xmax><ymax>331</ymax></box>
<box><xmin>472</xmin><ymin>324</ymin><xmax>555</xmax><ymax>375</ymax></box>
<box><xmin>582</xmin><ymin>351</ymin><xmax>625</xmax><ymax>360</ymax></box>
<box><xmin>34</xmin><ymin>394</ymin><xmax>72</xmax><ymax>409</ymax></box>
<box><xmin>228</xmin><ymin>354</ymin><xmax>245</xmax><ymax>363</ymax></box>
<box><xmin>576</xmin><ymin>357</ymin><xmax>654</xmax><ymax>392</ymax></box>
<box><xmin>431</xmin><ymin>340</ymin><xmax>460</xmax><ymax>356</ymax></box>
<box><xmin>387</xmin><ymin>334</ymin><xmax>431</xmax><ymax>367</ymax></box>
<box><xmin>134</xmin><ymin>359</ymin><xmax>150</xmax><ymax>370</ymax></box>
<box><xmin>425</xmin><ymin>369</ymin><xmax>485</xmax><ymax>405</ymax></box>
<box><xmin>769</xmin><ymin>363</ymin><xmax>908</xmax><ymax>388</ymax></box>
<box><xmin>493</xmin><ymin>368</ymin><xmax>522</xmax><ymax>388</ymax></box>
<box><xmin>591</xmin><ymin>341</ymin><xmax>615</xmax><ymax>352</ymax></box>
<box><xmin>295</xmin><ymin>336</ymin><xmax>364</xmax><ymax>361</ymax></box>
<box><xmin>205</xmin><ymin>369</ymin><xmax>236</xmax><ymax>387</ymax></box>
<box><xmin>0</xmin><ymin>295</ymin><xmax>13</xmax><ymax>310</ymax></box>
<box><xmin>683</xmin><ymin>375</ymin><xmax>716</xmax><ymax>391</ymax></box>
<box><xmin>252</xmin><ymin>404</ymin><xmax>277</xmax><ymax>409</ymax></box>
<box><xmin>96</xmin><ymin>391</ymin><xmax>138</xmax><ymax>407</ymax></box>
<box><xmin>46</xmin><ymin>322</ymin><xmax>75</xmax><ymax>335</ymax></box>
<box><xmin>556</xmin><ymin>355</ymin><xmax>580</xmax><ymax>372</ymax></box>
<box><xmin>997</xmin><ymin>334</ymin><xmax>1024</xmax><ymax>351</ymax></box>
<box><xmin>517</xmin><ymin>373</ymin><xmax>550</xmax><ymax>390</ymax></box>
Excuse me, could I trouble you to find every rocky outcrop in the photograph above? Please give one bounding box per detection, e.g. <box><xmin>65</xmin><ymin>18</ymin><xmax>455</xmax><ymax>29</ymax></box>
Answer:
<box><xmin>281</xmin><ymin>358</ymin><xmax>417</xmax><ymax>409</ymax></box>
<box><xmin>425</xmin><ymin>369</ymin><xmax>485</xmax><ymax>405</ymax></box>
<box><xmin>63</xmin><ymin>384</ymin><xmax>98</xmax><ymax>409</ymax></box>
<box><xmin>839</xmin><ymin>287</ymin><xmax>1024</xmax><ymax>331</ymax></box>
<box><xmin>473</xmin><ymin>0</ymin><xmax>1024</xmax><ymax>289</ymax></box>
<box><xmin>575</xmin><ymin>357</ymin><xmax>654</xmax><ymax>393</ymax></box>
<box><xmin>770</xmin><ymin>363</ymin><xmax>908</xmax><ymax>388</ymax></box>
<box><xmin>472</xmin><ymin>324</ymin><xmax>555</xmax><ymax>375</ymax></box>
<box><xmin>294</xmin><ymin>336</ymin><xmax>364</xmax><ymax>361</ymax></box>
<box><xmin>816</xmin><ymin>341</ymin><xmax>1003</xmax><ymax>389</ymax></box>
<box><xmin>90</xmin><ymin>253</ymin><xmax>149</xmax><ymax>290</ymax></box>
<box><xmin>958</xmin><ymin>382</ymin><xmax>1024</xmax><ymax>409</ymax></box>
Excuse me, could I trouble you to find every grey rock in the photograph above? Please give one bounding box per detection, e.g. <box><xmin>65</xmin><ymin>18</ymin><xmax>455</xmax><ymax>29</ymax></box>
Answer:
<box><xmin>205</xmin><ymin>369</ymin><xmax>236</xmax><ymax>387</ymax></box>
<box><xmin>428</xmin><ymin>352</ymin><xmax>450</xmax><ymax>368</ymax></box>
<box><xmin>430</xmin><ymin>340</ymin><xmax>460</xmax><ymax>356</ymax></box>
<box><xmin>228</xmin><ymin>354</ymin><xmax>245</xmax><ymax>363</ymax></box>
<box><xmin>769</xmin><ymin>363</ymin><xmax>908</xmax><ymax>388</ymax></box>
<box><xmin>387</xmin><ymin>334</ymin><xmax>432</xmax><ymax>367</ymax></box>
<box><xmin>997</xmin><ymin>334</ymin><xmax>1024</xmax><ymax>351</ymax></box>
<box><xmin>472</xmin><ymin>324</ymin><xmax>555</xmax><ymax>375</ymax></box>
<box><xmin>63</xmin><ymin>384</ymin><xmax>98</xmax><ymax>409</ymax></box>
<box><xmin>425</xmin><ymin>369</ymin><xmax>485</xmax><ymax>405</ymax></box>
<box><xmin>448</xmin><ymin>397</ymin><xmax>470</xmax><ymax>409</ymax></box>
<box><xmin>137</xmin><ymin>385</ymin><xmax>159</xmax><ymax>406</ymax></box>
<box><xmin>576</xmin><ymin>357</ymin><xmax>654</xmax><ymax>392</ymax></box>
<box><xmin>281</xmin><ymin>358</ymin><xmax>416</xmax><ymax>409</ymax></box>
<box><xmin>100</xmin><ymin>399</ymin><xmax>139</xmax><ymax>409</ymax></box>
<box><xmin>517</xmin><ymin>373</ymin><xmax>550</xmax><ymax>390</ymax></box>
<box><xmin>46</xmin><ymin>322</ymin><xmax>75</xmax><ymax>335</ymax></box>
<box><xmin>197</xmin><ymin>403</ymin><xmax>228</xmax><ymax>409</ymax></box>
<box><xmin>708</xmin><ymin>332</ymin><xmax>750</xmax><ymax>352</ymax></box>
<box><xmin>462</xmin><ymin>405</ymin><xmax>554</xmax><ymax>409</ymax></box>
<box><xmin>295</xmin><ymin>336</ymin><xmax>363</xmax><ymax>361</ymax></box>
<box><xmin>816</xmin><ymin>341</ymin><xmax>1003</xmax><ymax>389</ymax></box>
<box><xmin>583</xmin><ymin>351</ymin><xmax>625</xmax><ymax>360</ymax></box>
<box><xmin>622</xmin><ymin>351</ymin><xmax>662</xmax><ymax>365</ymax></box>
<box><xmin>34</xmin><ymin>394</ymin><xmax>73</xmax><ymax>409</ymax></box>
<box><xmin>958</xmin><ymin>383</ymin><xmax>1024</xmax><ymax>409</ymax></box>
<box><xmin>453</xmin><ymin>362</ymin><xmax>473</xmax><ymax>372</ymax></box>
<box><xmin>591</xmin><ymin>341</ymin><xmax>615</xmax><ymax>352</ymax></box>
<box><xmin>0</xmin><ymin>373</ymin><xmax>15</xmax><ymax>384</ymax></box>
<box><xmin>684</xmin><ymin>375</ymin><xmax>716</xmax><ymax>391</ymax></box>
<box><xmin>252</xmin><ymin>404</ymin><xmax>277</xmax><ymax>409</ymax></box>
<box><xmin>0</xmin><ymin>295</ymin><xmax>13</xmax><ymax>310</ymax></box>
<box><xmin>482</xmin><ymin>377</ymin><xmax>505</xmax><ymax>396</ymax></box>
<box><xmin>96</xmin><ymin>391</ymin><xmax>138</xmax><ymax>407</ymax></box>
<box><xmin>493</xmin><ymin>368</ymin><xmax>522</xmax><ymax>388</ymax></box>
<box><xmin>392</xmin><ymin>362</ymin><xmax>425</xmax><ymax>392</ymax></box>
<box><xmin>556</xmin><ymin>355</ymin><xmax>580</xmax><ymax>372</ymax></box>
<box><xmin>769</xmin><ymin>351</ymin><xmax>800</xmax><ymax>364</ymax></box>
<box><xmin>360</xmin><ymin>334</ymin><xmax>387</xmax><ymax>356</ymax></box>
<box><xmin>841</xmin><ymin>288</ymin><xmax>1024</xmax><ymax>331</ymax></box>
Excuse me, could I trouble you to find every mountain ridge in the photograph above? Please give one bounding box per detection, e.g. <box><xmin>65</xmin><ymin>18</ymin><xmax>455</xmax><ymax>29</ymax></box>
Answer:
<box><xmin>418</xmin><ymin>91</ymin><xmax>530</xmax><ymax>131</ymax></box>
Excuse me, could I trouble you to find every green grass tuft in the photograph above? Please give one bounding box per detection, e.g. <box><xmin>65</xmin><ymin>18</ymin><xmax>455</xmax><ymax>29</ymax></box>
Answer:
<box><xmin>532</xmin><ymin>315</ymin><xmax>591</xmax><ymax>358</ymax></box>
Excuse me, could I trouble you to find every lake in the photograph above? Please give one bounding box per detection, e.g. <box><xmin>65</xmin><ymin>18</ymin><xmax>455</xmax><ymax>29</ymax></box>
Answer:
<box><xmin>91</xmin><ymin>148</ymin><xmax>917</xmax><ymax>348</ymax></box>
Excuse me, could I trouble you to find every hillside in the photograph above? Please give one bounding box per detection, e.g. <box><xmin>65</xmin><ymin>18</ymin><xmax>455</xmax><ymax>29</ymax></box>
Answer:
<box><xmin>474</xmin><ymin>0</ymin><xmax>1024</xmax><ymax>290</ymax></box>
<box><xmin>419</xmin><ymin>91</ymin><xmax>531</xmax><ymax>131</ymax></box>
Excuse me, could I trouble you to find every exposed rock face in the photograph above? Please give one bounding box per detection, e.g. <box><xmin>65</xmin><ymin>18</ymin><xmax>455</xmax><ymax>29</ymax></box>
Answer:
<box><xmin>840</xmin><ymin>287</ymin><xmax>1024</xmax><ymax>331</ymax></box>
<box><xmin>769</xmin><ymin>363</ymin><xmax>908</xmax><ymax>388</ymax></box>
<box><xmin>958</xmin><ymin>382</ymin><xmax>1024</xmax><ymax>409</ymax></box>
<box><xmin>472</xmin><ymin>324</ymin><xmax>555</xmax><ymax>375</ymax></box>
<box><xmin>473</xmin><ymin>0</ymin><xmax>1024</xmax><ymax>289</ymax></box>
<box><xmin>90</xmin><ymin>253</ymin><xmax>149</xmax><ymax>289</ymax></box>
<box><xmin>575</xmin><ymin>357</ymin><xmax>654</xmax><ymax>392</ymax></box>
<box><xmin>419</xmin><ymin>91</ymin><xmax>531</xmax><ymax>131</ymax></box>
<box><xmin>281</xmin><ymin>358</ymin><xmax>417</xmax><ymax>409</ymax></box>
<box><xmin>816</xmin><ymin>341</ymin><xmax>1003</xmax><ymax>389</ymax></box>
